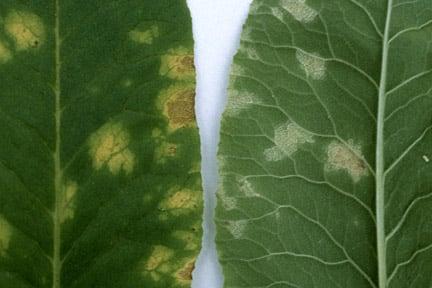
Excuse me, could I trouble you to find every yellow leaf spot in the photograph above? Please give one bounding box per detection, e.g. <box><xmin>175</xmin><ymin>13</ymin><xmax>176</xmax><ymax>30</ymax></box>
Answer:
<box><xmin>162</xmin><ymin>189</ymin><xmax>200</xmax><ymax>210</ymax></box>
<box><xmin>61</xmin><ymin>181</ymin><xmax>78</xmax><ymax>223</ymax></box>
<box><xmin>142</xmin><ymin>245</ymin><xmax>174</xmax><ymax>281</ymax></box>
<box><xmin>89</xmin><ymin>121</ymin><xmax>135</xmax><ymax>175</ymax></box>
<box><xmin>129</xmin><ymin>25</ymin><xmax>159</xmax><ymax>44</ymax></box>
<box><xmin>5</xmin><ymin>10</ymin><xmax>45</xmax><ymax>51</ymax></box>
<box><xmin>0</xmin><ymin>41</ymin><xmax>12</xmax><ymax>64</ymax></box>
<box><xmin>175</xmin><ymin>259</ymin><xmax>196</xmax><ymax>284</ymax></box>
<box><xmin>145</xmin><ymin>245</ymin><xmax>174</xmax><ymax>271</ymax></box>
<box><xmin>160</xmin><ymin>47</ymin><xmax>195</xmax><ymax>80</ymax></box>
<box><xmin>0</xmin><ymin>216</ymin><xmax>12</xmax><ymax>256</ymax></box>
<box><xmin>326</xmin><ymin>140</ymin><xmax>368</xmax><ymax>182</ymax></box>
<box><xmin>158</xmin><ymin>84</ymin><xmax>196</xmax><ymax>131</ymax></box>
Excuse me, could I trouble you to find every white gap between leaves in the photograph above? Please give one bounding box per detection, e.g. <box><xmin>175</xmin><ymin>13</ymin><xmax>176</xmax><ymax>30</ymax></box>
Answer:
<box><xmin>187</xmin><ymin>1</ymin><xmax>252</xmax><ymax>287</ymax></box>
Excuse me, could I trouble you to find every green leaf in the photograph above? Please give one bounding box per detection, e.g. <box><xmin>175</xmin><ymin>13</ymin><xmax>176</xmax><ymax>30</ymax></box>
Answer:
<box><xmin>216</xmin><ymin>0</ymin><xmax>432</xmax><ymax>287</ymax></box>
<box><xmin>0</xmin><ymin>1</ymin><xmax>202</xmax><ymax>287</ymax></box>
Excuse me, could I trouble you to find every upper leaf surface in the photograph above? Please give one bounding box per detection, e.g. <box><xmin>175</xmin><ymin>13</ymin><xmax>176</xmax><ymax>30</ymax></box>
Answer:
<box><xmin>0</xmin><ymin>1</ymin><xmax>202</xmax><ymax>287</ymax></box>
<box><xmin>217</xmin><ymin>0</ymin><xmax>432</xmax><ymax>287</ymax></box>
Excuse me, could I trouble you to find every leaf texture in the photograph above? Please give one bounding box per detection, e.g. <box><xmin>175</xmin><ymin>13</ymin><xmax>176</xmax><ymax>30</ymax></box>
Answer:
<box><xmin>0</xmin><ymin>1</ymin><xmax>202</xmax><ymax>287</ymax></box>
<box><xmin>217</xmin><ymin>0</ymin><xmax>432</xmax><ymax>287</ymax></box>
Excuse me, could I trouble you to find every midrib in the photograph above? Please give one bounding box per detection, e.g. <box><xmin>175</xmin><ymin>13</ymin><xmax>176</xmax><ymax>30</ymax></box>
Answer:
<box><xmin>376</xmin><ymin>0</ymin><xmax>393</xmax><ymax>288</ymax></box>
<box><xmin>52</xmin><ymin>0</ymin><xmax>62</xmax><ymax>287</ymax></box>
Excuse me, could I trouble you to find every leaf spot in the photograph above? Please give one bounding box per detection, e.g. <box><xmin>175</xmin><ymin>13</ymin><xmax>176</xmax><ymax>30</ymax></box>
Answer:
<box><xmin>5</xmin><ymin>10</ymin><xmax>45</xmax><ymax>51</ymax></box>
<box><xmin>160</xmin><ymin>47</ymin><xmax>195</xmax><ymax>80</ymax></box>
<box><xmin>326</xmin><ymin>140</ymin><xmax>368</xmax><ymax>182</ymax></box>
<box><xmin>296</xmin><ymin>50</ymin><xmax>326</xmax><ymax>80</ymax></box>
<box><xmin>227</xmin><ymin>220</ymin><xmax>247</xmax><ymax>239</ymax></box>
<box><xmin>160</xmin><ymin>189</ymin><xmax>200</xmax><ymax>215</ymax></box>
<box><xmin>240</xmin><ymin>179</ymin><xmax>260</xmax><ymax>197</ymax></box>
<box><xmin>225</xmin><ymin>89</ymin><xmax>261</xmax><ymax>116</ymax></box>
<box><xmin>264</xmin><ymin>122</ymin><xmax>314</xmax><ymax>161</ymax></box>
<box><xmin>280</xmin><ymin>0</ymin><xmax>318</xmax><ymax>23</ymax></box>
<box><xmin>159</xmin><ymin>84</ymin><xmax>196</xmax><ymax>130</ymax></box>
<box><xmin>175</xmin><ymin>259</ymin><xmax>196</xmax><ymax>284</ymax></box>
<box><xmin>129</xmin><ymin>25</ymin><xmax>159</xmax><ymax>44</ymax></box>
<box><xmin>89</xmin><ymin>121</ymin><xmax>135</xmax><ymax>175</ymax></box>
<box><xmin>218</xmin><ymin>189</ymin><xmax>237</xmax><ymax>211</ymax></box>
<box><xmin>0</xmin><ymin>41</ymin><xmax>12</xmax><ymax>64</ymax></box>
<box><xmin>61</xmin><ymin>181</ymin><xmax>78</xmax><ymax>223</ymax></box>
<box><xmin>145</xmin><ymin>245</ymin><xmax>174</xmax><ymax>271</ymax></box>
<box><xmin>423</xmin><ymin>155</ymin><xmax>430</xmax><ymax>163</ymax></box>
<box><xmin>0</xmin><ymin>216</ymin><xmax>12</xmax><ymax>256</ymax></box>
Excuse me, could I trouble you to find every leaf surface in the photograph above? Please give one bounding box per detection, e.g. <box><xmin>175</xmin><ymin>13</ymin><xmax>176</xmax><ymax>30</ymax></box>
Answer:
<box><xmin>217</xmin><ymin>1</ymin><xmax>432</xmax><ymax>287</ymax></box>
<box><xmin>0</xmin><ymin>1</ymin><xmax>202</xmax><ymax>287</ymax></box>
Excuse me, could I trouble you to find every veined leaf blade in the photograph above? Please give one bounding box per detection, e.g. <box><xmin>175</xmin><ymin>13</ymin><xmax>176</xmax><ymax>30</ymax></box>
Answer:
<box><xmin>0</xmin><ymin>1</ymin><xmax>202</xmax><ymax>287</ymax></box>
<box><xmin>217</xmin><ymin>0</ymin><xmax>432</xmax><ymax>287</ymax></box>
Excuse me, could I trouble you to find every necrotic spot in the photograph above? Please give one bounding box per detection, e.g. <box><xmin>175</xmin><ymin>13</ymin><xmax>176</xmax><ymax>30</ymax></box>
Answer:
<box><xmin>280</xmin><ymin>0</ymin><xmax>318</xmax><ymax>23</ymax></box>
<box><xmin>160</xmin><ymin>47</ymin><xmax>195</xmax><ymax>80</ymax></box>
<box><xmin>158</xmin><ymin>84</ymin><xmax>196</xmax><ymax>130</ymax></box>
<box><xmin>296</xmin><ymin>50</ymin><xmax>326</xmax><ymax>80</ymax></box>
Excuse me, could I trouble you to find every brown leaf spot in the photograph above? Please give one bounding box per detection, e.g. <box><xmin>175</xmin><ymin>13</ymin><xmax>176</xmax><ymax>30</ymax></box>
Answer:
<box><xmin>159</xmin><ymin>84</ymin><xmax>196</xmax><ymax>131</ymax></box>
<box><xmin>160</xmin><ymin>47</ymin><xmax>195</xmax><ymax>80</ymax></box>
<box><xmin>176</xmin><ymin>260</ymin><xmax>195</xmax><ymax>283</ymax></box>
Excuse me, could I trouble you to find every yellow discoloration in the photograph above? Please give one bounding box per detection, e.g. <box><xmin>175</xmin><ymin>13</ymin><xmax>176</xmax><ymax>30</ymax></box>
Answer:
<box><xmin>160</xmin><ymin>47</ymin><xmax>195</xmax><ymax>80</ymax></box>
<box><xmin>158</xmin><ymin>84</ymin><xmax>196</xmax><ymax>130</ymax></box>
<box><xmin>326</xmin><ymin>140</ymin><xmax>368</xmax><ymax>182</ymax></box>
<box><xmin>145</xmin><ymin>246</ymin><xmax>174</xmax><ymax>271</ymax></box>
<box><xmin>89</xmin><ymin>121</ymin><xmax>135</xmax><ymax>175</ymax></box>
<box><xmin>129</xmin><ymin>25</ymin><xmax>159</xmax><ymax>44</ymax></box>
<box><xmin>5</xmin><ymin>10</ymin><xmax>45</xmax><ymax>51</ymax></box>
<box><xmin>296</xmin><ymin>50</ymin><xmax>326</xmax><ymax>80</ymax></box>
<box><xmin>143</xmin><ymin>245</ymin><xmax>174</xmax><ymax>281</ymax></box>
<box><xmin>173</xmin><ymin>231</ymin><xmax>199</xmax><ymax>250</ymax></box>
<box><xmin>162</xmin><ymin>189</ymin><xmax>200</xmax><ymax>210</ymax></box>
<box><xmin>0</xmin><ymin>41</ymin><xmax>12</xmax><ymax>63</ymax></box>
<box><xmin>175</xmin><ymin>259</ymin><xmax>196</xmax><ymax>284</ymax></box>
<box><xmin>0</xmin><ymin>216</ymin><xmax>12</xmax><ymax>256</ymax></box>
<box><xmin>61</xmin><ymin>181</ymin><xmax>78</xmax><ymax>223</ymax></box>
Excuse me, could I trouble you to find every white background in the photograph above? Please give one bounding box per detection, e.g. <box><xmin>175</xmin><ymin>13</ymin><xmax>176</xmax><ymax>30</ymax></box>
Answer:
<box><xmin>186</xmin><ymin>1</ymin><xmax>252</xmax><ymax>287</ymax></box>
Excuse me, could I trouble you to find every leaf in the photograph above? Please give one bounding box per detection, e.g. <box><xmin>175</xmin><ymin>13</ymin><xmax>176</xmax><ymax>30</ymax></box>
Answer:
<box><xmin>0</xmin><ymin>1</ymin><xmax>201</xmax><ymax>287</ymax></box>
<box><xmin>216</xmin><ymin>0</ymin><xmax>432</xmax><ymax>287</ymax></box>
